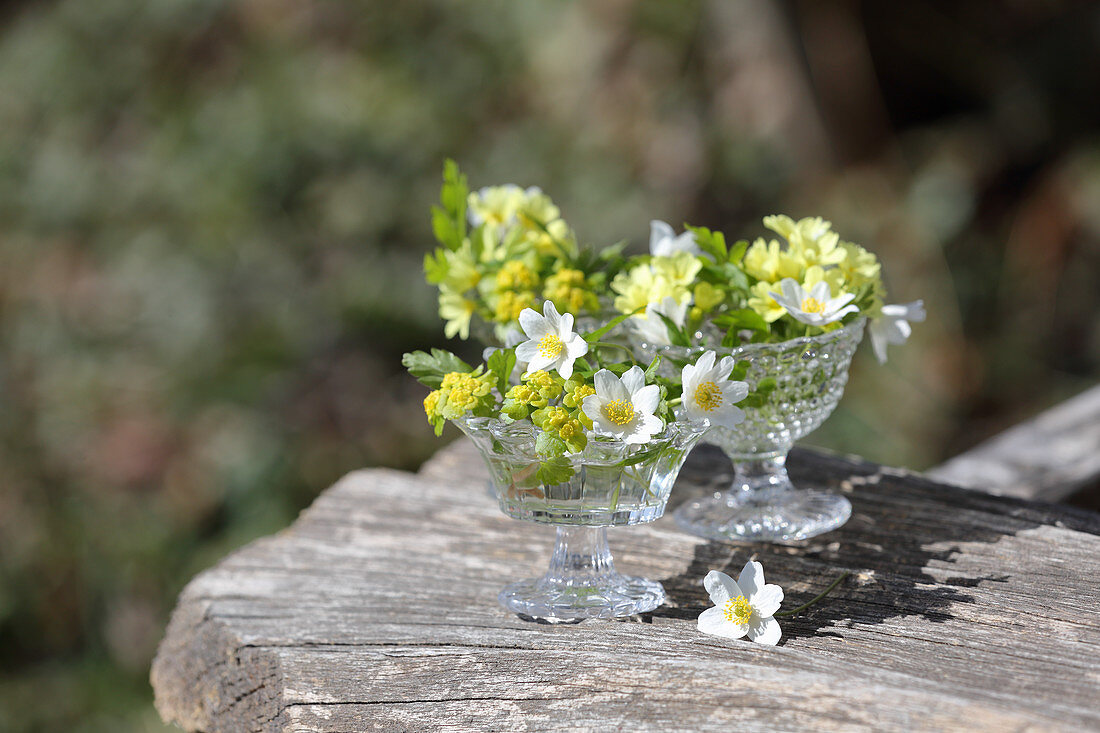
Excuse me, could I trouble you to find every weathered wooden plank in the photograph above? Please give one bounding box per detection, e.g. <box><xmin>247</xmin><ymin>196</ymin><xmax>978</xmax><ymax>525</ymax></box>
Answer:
<box><xmin>928</xmin><ymin>384</ymin><xmax>1100</xmax><ymax>502</ymax></box>
<box><xmin>152</xmin><ymin>441</ymin><xmax>1100</xmax><ymax>732</ymax></box>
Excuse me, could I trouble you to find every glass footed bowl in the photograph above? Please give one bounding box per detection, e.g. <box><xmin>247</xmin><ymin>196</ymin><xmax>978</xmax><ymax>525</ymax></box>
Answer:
<box><xmin>455</xmin><ymin>416</ymin><xmax>708</xmax><ymax>622</ymax></box>
<box><xmin>630</xmin><ymin>317</ymin><xmax>865</xmax><ymax>542</ymax></box>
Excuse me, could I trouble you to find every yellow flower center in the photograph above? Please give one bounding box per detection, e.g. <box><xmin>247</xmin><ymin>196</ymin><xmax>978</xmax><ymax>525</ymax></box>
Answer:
<box><xmin>723</xmin><ymin>595</ymin><xmax>753</xmax><ymax>625</ymax></box>
<box><xmin>801</xmin><ymin>297</ymin><xmax>826</xmax><ymax>314</ymax></box>
<box><xmin>693</xmin><ymin>381</ymin><xmax>723</xmax><ymax>412</ymax></box>
<box><xmin>602</xmin><ymin>398</ymin><xmax>635</xmax><ymax>426</ymax></box>
<box><xmin>538</xmin><ymin>333</ymin><xmax>565</xmax><ymax>359</ymax></box>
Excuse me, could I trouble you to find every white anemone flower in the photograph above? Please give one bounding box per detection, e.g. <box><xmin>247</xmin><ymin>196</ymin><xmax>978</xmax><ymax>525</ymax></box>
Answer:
<box><xmin>649</xmin><ymin>220</ymin><xmax>702</xmax><ymax>258</ymax></box>
<box><xmin>631</xmin><ymin>295</ymin><xmax>691</xmax><ymax>346</ymax></box>
<box><xmin>869</xmin><ymin>300</ymin><xmax>925</xmax><ymax>364</ymax></box>
<box><xmin>514</xmin><ymin>301</ymin><xmax>589</xmax><ymax>379</ymax></box>
<box><xmin>681</xmin><ymin>351</ymin><xmax>750</xmax><ymax>429</ymax></box>
<box><xmin>769</xmin><ymin>278</ymin><xmax>858</xmax><ymax>327</ymax></box>
<box><xmin>698</xmin><ymin>560</ymin><xmax>784</xmax><ymax>646</ymax></box>
<box><xmin>581</xmin><ymin>366</ymin><xmax>663</xmax><ymax>444</ymax></box>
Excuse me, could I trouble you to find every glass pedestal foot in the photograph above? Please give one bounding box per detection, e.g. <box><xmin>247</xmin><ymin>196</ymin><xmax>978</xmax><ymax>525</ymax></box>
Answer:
<box><xmin>499</xmin><ymin>526</ymin><xmax>665</xmax><ymax>622</ymax></box>
<box><xmin>674</xmin><ymin>453</ymin><xmax>851</xmax><ymax>542</ymax></box>
<box><xmin>674</xmin><ymin>486</ymin><xmax>851</xmax><ymax>542</ymax></box>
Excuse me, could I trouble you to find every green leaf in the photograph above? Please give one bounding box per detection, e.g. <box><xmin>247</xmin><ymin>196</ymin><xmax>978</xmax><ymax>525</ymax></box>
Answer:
<box><xmin>619</xmin><ymin>443</ymin><xmax>665</xmax><ymax>467</ymax></box>
<box><xmin>655</xmin><ymin>312</ymin><xmax>691</xmax><ymax>347</ymax></box>
<box><xmin>728</xmin><ymin>239</ymin><xmax>749</xmax><ymax>263</ymax></box>
<box><xmin>430</xmin><ymin>207</ymin><xmax>459</xmax><ymax>249</ymax></box>
<box><xmin>487</xmin><ymin>348</ymin><xmax>517</xmax><ymax>395</ymax></box>
<box><xmin>536</xmin><ymin>457</ymin><xmax>574</xmax><ymax>485</ymax></box>
<box><xmin>756</xmin><ymin>377</ymin><xmax>777</xmax><ymax>394</ymax></box>
<box><xmin>402</xmin><ymin>349</ymin><xmax>473</xmax><ymax>388</ymax></box>
<box><xmin>435</xmin><ymin>159</ymin><xmax>468</xmax><ymax>249</ymax></box>
<box><xmin>700</xmin><ymin>262</ymin><xmax>749</xmax><ymax>292</ymax></box>
<box><xmin>440</xmin><ymin>159</ymin><xmax>468</xmax><ymax>222</ymax></box>
<box><xmin>644</xmin><ymin>354</ymin><xmax>662</xmax><ymax>381</ymax></box>
<box><xmin>713</xmin><ymin>308</ymin><xmax>768</xmax><ymax>333</ymax></box>
<box><xmin>740</xmin><ymin>393</ymin><xmax>767</xmax><ymax>409</ymax></box>
<box><xmin>423</xmin><ymin>248</ymin><xmax>449</xmax><ymax>284</ymax></box>
<box><xmin>583</xmin><ymin>308</ymin><xmax>642</xmax><ymax>343</ymax></box>
<box><xmin>535</xmin><ymin>431</ymin><xmax>567</xmax><ymax>458</ymax></box>
<box><xmin>686</xmin><ymin>224</ymin><xmax>728</xmax><ymax>261</ymax></box>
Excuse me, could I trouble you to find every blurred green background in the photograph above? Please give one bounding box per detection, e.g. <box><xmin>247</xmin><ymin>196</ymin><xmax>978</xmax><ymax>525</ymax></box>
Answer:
<box><xmin>1</xmin><ymin>0</ymin><xmax>1097</xmax><ymax>729</ymax></box>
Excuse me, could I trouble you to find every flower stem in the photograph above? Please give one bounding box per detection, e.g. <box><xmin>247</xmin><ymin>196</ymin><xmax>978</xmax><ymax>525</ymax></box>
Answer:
<box><xmin>594</xmin><ymin>341</ymin><xmax>638</xmax><ymax>364</ymax></box>
<box><xmin>773</xmin><ymin>570</ymin><xmax>850</xmax><ymax>618</ymax></box>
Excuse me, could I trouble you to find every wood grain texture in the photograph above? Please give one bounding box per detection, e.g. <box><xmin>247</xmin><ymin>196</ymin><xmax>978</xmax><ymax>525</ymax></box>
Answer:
<box><xmin>152</xmin><ymin>440</ymin><xmax>1100</xmax><ymax>732</ymax></box>
<box><xmin>928</xmin><ymin>384</ymin><xmax>1100</xmax><ymax>501</ymax></box>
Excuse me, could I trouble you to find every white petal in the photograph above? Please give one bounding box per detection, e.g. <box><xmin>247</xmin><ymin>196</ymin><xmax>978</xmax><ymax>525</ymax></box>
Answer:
<box><xmin>712</xmin><ymin>405</ymin><xmax>745</xmax><ymax>429</ymax></box>
<box><xmin>750</xmin><ymin>584</ymin><xmax>784</xmax><ymax>618</ymax></box>
<box><xmin>693</xmin><ymin>350</ymin><xmax>716</xmax><ymax>377</ymax></box>
<box><xmin>541</xmin><ymin>300</ymin><xmax>562</xmax><ymax>330</ymax></box>
<box><xmin>524</xmin><ymin>353</ymin><xmax>555</xmax><ymax>374</ymax></box>
<box><xmin>515</xmin><ymin>341</ymin><xmax>540</xmax><ymax>363</ymax></box>
<box><xmin>737</xmin><ymin>560</ymin><xmax>764</xmax><ymax>599</ymax></box>
<box><xmin>780</xmin><ymin>278</ymin><xmax>804</xmax><ymax>302</ymax></box>
<box><xmin>556</xmin><ymin>355</ymin><xmax>575</xmax><ymax>380</ymax></box>
<box><xmin>746</xmin><ymin>615</ymin><xmax>781</xmax><ymax>646</ymax></box>
<box><xmin>627</xmin><ymin>413</ymin><xmax>663</xmax><ymax>443</ymax></box>
<box><xmin>565</xmin><ymin>334</ymin><xmax>590</xmax><ymax>359</ymax></box>
<box><xmin>883</xmin><ymin>300</ymin><xmax>925</xmax><ymax>322</ymax></box>
<box><xmin>631</xmin><ymin>384</ymin><xmax>660</xmax><ymax>416</ymax></box>
<box><xmin>869</xmin><ymin>320</ymin><xmax>889</xmax><ymax>364</ymax></box>
<box><xmin>830</xmin><ymin>304</ymin><xmax>859</xmax><ymax>321</ymax></box>
<box><xmin>558</xmin><ymin>311</ymin><xmax>575</xmax><ymax>336</ymax></box>
<box><xmin>703</xmin><ymin>570</ymin><xmax>740</xmax><ymax>606</ymax></box>
<box><xmin>580</xmin><ymin>394</ymin><xmax>603</xmax><ymax>423</ymax></box>
<box><xmin>890</xmin><ymin>319</ymin><xmax>912</xmax><ymax>344</ymax></box>
<box><xmin>826</xmin><ymin>291</ymin><xmax>855</xmax><ymax>310</ymax></box>
<box><xmin>518</xmin><ymin>309</ymin><xmax>546</xmax><ymax>338</ymax></box>
<box><xmin>715</xmin><ymin>356</ymin><xmax>737</xmax><ymax>381</ymax></box>
<box><xmin>673</xmin><ymin>230</ymin><xmax>700</xmax><ymax>255</ymax></box>
<box><xmin>698</xmin><ymin>607</ymin><xmax>748</xmax><ymax>640</ymax></box>
<box><xmin>809</xmin><ymin>280</ymin><xmax>832</xmax><ymax>302</ymax></box>
<box><xmin>620</xmin><ymin>365</ymin><xmax>645</xmax><ymax>395</ymax></box>
<box><xmin>649</xmin><ymin>220</ymin><xmax>675</xmax><ymax>255</ymax></box>
<box><xmin>722</xmin><ymin>380</ymin><xmax>749</xmax><ymax>404</ymax></box>
<box><xmin>594</xmin><ymin>369</ymin><xmax>626</xmax><ymax>401</ymax></box>
<box><xmin>787</xmin><ymin>309</ymin><xmax>817</xmax><ymax>326</ymax></box>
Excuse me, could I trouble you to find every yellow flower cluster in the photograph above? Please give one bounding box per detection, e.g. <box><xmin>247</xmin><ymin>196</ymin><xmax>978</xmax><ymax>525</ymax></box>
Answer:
<box><xmin>432</xmin><ymin>180</ymin><xmax>595</xmax><ymax>340</ymax></box>
<box><xmin>611</xmin><ymin>251</ymin><xmax>701</xmax><ymax>314</ymax></box>
<box><xmin>744</xmin><ymin>215</ymin><xmax>883</xmax><ymax>323</ymax></box>
<box><xmin>544</xmin><ymin>268</ymin><xmax>599</xmax><ymax>316</ymax></box>
<box><xmin>499</xmin><ymin>372</ymin><xmax>593</xmax><ymax>453</ymax></box>
<box><xmin>423</xmin><ymin>370</ymin><xmax>495</xmax><ymax>422</ymax></box>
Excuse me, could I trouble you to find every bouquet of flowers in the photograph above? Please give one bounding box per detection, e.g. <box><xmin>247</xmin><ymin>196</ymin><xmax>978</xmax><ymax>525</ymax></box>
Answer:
<box><xmin>611</xmin><ymin>217</ymin><xmax>924</xmax><ymax>363</ymax></box>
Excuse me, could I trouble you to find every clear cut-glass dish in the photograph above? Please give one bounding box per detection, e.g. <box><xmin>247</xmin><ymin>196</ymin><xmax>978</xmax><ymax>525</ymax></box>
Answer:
<box><xmin>631</xmin><ymin>317</ymin><xmax>865</xmax><ymax>542</ymax></box>
<box><xmin>455</xmin><ymin>416</ymin><xmax>707</xmax><ymax>622</ymax></box>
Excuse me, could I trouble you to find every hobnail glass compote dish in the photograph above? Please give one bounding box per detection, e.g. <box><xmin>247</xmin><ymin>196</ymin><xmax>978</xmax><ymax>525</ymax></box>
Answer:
<box><xmin>631</xmin><ymin>317</ymin><xmax>865</xmax><ymax>542</ymax></box>
<box><xmin>456</xmin><ymin>416</ymin><xmax>707</xmax><ymax>622</ymax></box>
